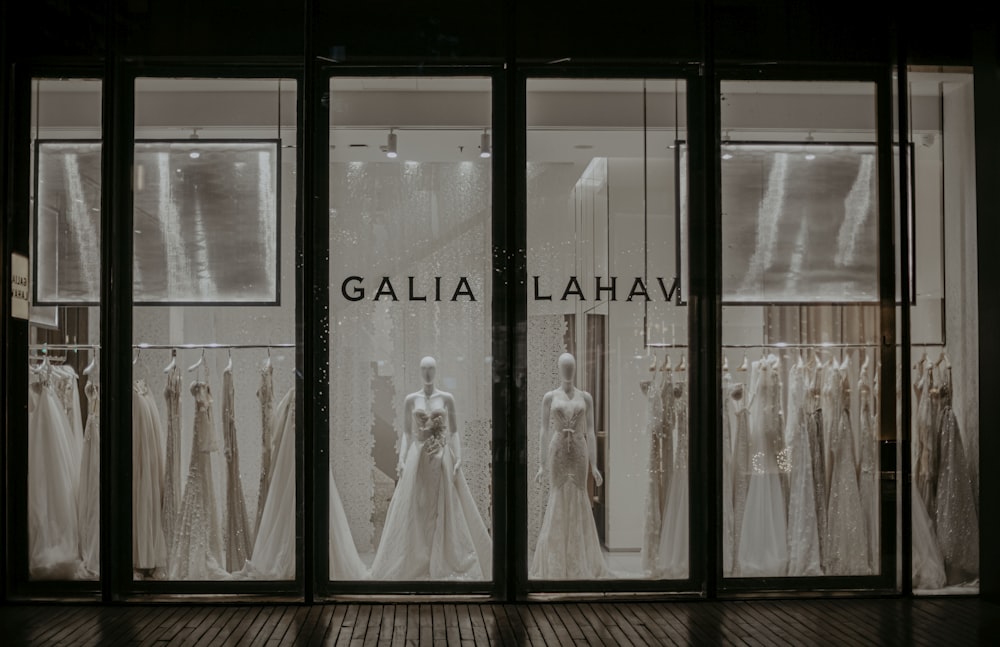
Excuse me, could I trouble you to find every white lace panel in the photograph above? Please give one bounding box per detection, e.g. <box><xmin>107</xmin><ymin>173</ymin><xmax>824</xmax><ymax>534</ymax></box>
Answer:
<box><xmin>526</xmin><ymin>314</ymin><xmax>568</xmax><ymax>559</ymax></box>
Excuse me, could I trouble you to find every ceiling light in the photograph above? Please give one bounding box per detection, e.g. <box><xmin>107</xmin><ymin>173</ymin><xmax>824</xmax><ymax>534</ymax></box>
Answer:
<box><xmin>189</xmin><ymin>151</ymin><xmax>201</xmax><ymax>159</ymax></box>
<box><xmin>722</xmin><ymin>153</ymin><xmax>733</xmax><ymax>160</ymax></box>
<box><xmin>386</xmin><ymin>129</ymin><xmax>398</xmax><ymax>159</ymax></box>
<box><xmin>480</xmin><ymin>129</ymin><xmax>491</xmax><ymax>158</ymax></box>
<box><xmin>189</xmin><ymin>128</ymin><xmax>201</xmax><ymax>158</ymax></box>
<box><xmin>805</xmin><ymin>153</ymin><xmax>816</xmax><ymax>161</ymax></box>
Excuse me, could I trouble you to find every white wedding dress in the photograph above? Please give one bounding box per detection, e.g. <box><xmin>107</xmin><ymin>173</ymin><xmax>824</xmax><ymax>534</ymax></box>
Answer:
<box><xmin>785</xmin><ymin>358</ymin><xmax>822</xmax><ymax>577</ymax></box>
<box><xmin>222</xmin><ymin>367</ymin><xmax>253</xmax><ymax>573</ymax></box>
<box><xmin>162</xmin><ymin>365</ymin><xmax>182</xmax><ymax>567</ymax></box>
<box><xmin>77</xmin><ymin>381</ymin><xmax>101</xmax><ymax>577</ymax></box>
<box><xmin>640</xmin><ymin>372</ymin><xmax>668</xmax><ymax>575</ymax></box>
<box><xmin>28</xmin><ymin>376</ymin><xmax>82</xmax><ymax>580</ymax></box>
<box><xmin>656</xmin><ymin>381</ymin><xmax>689</xmax><ymax>579</ymax></box>
<box><xmin>530</xmin><ymin>388</ymin><xmax>609</xmax><ymax>580</ymax></box>
<box><xmin>253</xmin><ymin>362</ymin><xmax>275</xmax><ymax>545</ymax></box>
<box><xmin>737</xmin><ymin>355</ymin><xmax>788</xmax><ymax>576</ymax></box>
<box><xmin>242</xmin><ymin>387</ymin><xmax>366</xmax><ymax>580</ymax></box>
<box><xmin>729</xmin><ymin>379</ymin><xmax>751</xmax><ymax>576</ymax></box>
<box><xmin>371</xmin><ymin>393</ymin><xmax>491</xmax><ymax>580</ymax></box>
<box><xmin>133</xmin><ymin>379</ymin><xmax>167</xmax><ymax>572</ymax></box>
<box><xmin>168</xmin><ymin>381</ymin><xmax>227</xmax><ymax>580</ymax></box>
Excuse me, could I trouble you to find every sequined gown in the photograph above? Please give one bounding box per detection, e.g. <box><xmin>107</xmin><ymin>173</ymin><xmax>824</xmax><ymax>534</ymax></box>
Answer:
<box><xmin>222</xmin><ymin>367</ymin><xmax>252</xmax><ymax>573</ymax></box>
<box><xmin>933</xmin><ymin>369</ymin><xmax>979</xmax><ymax>585</ymax></box>
<box><xmin>823</xmin><ymin>358</ymin><xmax>870</xmax><ymax>575</ymax></box>
<box><xmin>371</xmin><ymin>392</ymin><xmax>491</xmax><ymax>580</ymax></box>
<box><xmin>162</xmin><ymin>365</ymin><xmax>182</xmax><ymax>563</ymax></box>
<box><xmin>133</xmin><ymin>379</ymin><xmax>167</xmax><ymax>572</ymax></box>
<box><xmin>785</xmin><ymin>358</ymin><xmax>822</xmax><ymax>577</ymax></box>
<box><xmin>78</xmin><ymin>381</ymin><xmax>101</xmax><ymax>577</ymax></box>
<box><xmin>737</xmin><ymin>355</ymin><xmax>788</xmax><ymax>576</ymax></box>
<box><xmin>656</xmin><ymin>381</ymin><xmax>689</xmax><ymax>578</ymax></box>
<box><xmin>858</xmin><ymin>370</ymin><xmax>879</xmax><ymax>573</ymax></box>
<box><xmin>530</xmin><ymin>388</ymin><xmax>609</xmax><ymax>579</ymax></box>
<box><xmin>168</xmin><ymin>382</ymin><xmax>227</xmax><ymax>580</ymax></box>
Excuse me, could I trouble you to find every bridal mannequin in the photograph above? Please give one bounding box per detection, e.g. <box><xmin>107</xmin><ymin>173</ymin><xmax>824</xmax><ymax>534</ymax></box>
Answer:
<box><xmin>369</xmin><ymin>356</ymin><xmax>492</xmax><ymax>580</ymax></box>
<box><xmin>530</xmin><ymin>352</ymin><xmax>610</xmax><ymax>579</ymax></box>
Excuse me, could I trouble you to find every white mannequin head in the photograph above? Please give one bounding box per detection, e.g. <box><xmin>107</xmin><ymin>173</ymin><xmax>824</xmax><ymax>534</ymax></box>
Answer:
<box><xmin>420</xmin><ymin>356</ymin><xmax>437</xmax><ymax>386</ymax></box>
<box><xmin>558</xmin><ymin>352</ymin><xmax>576</xmax><ymax>383</ymax></box>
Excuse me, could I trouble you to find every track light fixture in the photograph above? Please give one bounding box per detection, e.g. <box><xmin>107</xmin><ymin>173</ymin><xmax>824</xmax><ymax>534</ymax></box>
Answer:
<box><xmin>386</xmin><ymin>129</ymin><xmax>398</xmax><ymax>159</ymax></box>
<box><xmin>480</xmin><ymin>129</ymin><xmax>491</xmax><ymax>159</ymax></box>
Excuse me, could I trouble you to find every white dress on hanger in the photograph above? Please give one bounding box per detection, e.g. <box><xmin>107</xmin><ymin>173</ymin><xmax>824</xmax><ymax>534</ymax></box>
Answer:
<box><xmin>222</xmin><ymin>367</ymin><xmax>252</xmax><ymax>573</ymax></box>
<box><xmin>640</xmin><ymin>371</ymin><xmax>667</xmax><ymax>575</ymax></box>
<box><xmin>729</xmin><ymin>380</ymin><xmax>751</xmax><ymax>576</ymax></box>
<box><xmin>133</xmin><ymin>379</ymin><xmax>167</xmax><ymax>572</ymax></box>
<box><xmin>912</xmin><ymin>481</ymin><xmax>946</xmax><ymax>590</ymax></box>
<box><xmin>28</xmin><ymin>375</ymin><xmax>82</xmax><ymax>579</ymax></box>
<box><xmin>168</xmin><ymin>382</ymin><xmax>227</xmax><ymax>580</ymax></box>
<box><xmin>162</xmin><ymin>365</ymin><xmax>182</xmax><ymax>564</ymax></box>
<box><xmin>77</xmin><ymin>381</ymin><xmax>101</xmax><ymax>577</ymax></box>
<box><xmin>253</xmin><ymin>362</ymin><xmax>275</xmax><ymax>544</ymax></box>
<box><xmin>737</xmin><ymin>354</ymin><xmax>788</xmax><ymax>577</ymax></box>
<box><xmin>244</xmin><ymin>387</ymin><xmax>296</xmax><ymax>579</ymax></box>
<box><xmin>372</xmin><ymin>393</ymin><xmax>492</xmax><ymax>580</ymax></box>
<box><xmin>721</xmin><ymin>371</ymin><xmax>735</xmax><ymax>577</ymax></box>
<box><xmin>785</xmin><ymin>358</ymin><xmax>822</xmax><ymax>577</ymax></box>
<box><xmin>656</xmin><ymin>381</ymin><xmax>689</xmax><ymax>579</ymax></box>
<box><xmin>823</xmin><ymin>358</ymin><xmax>870</xmax><ymax>575</ymax></box>
<box><xmin>857</xmin><ymin>370</ymin><xmax>879</xmax><ymax>574</ymax></box>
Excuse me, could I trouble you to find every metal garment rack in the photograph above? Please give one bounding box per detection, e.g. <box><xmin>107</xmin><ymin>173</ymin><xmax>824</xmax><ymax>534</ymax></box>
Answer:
<box><xmin>28</xmin><ymin>343</ymin><xmax>296</xmax><ymax>350</ymax></box>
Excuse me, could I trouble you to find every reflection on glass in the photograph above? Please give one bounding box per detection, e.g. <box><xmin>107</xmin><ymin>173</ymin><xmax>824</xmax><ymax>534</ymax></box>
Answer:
<box><xmin>907</xmin><ymin>70</ymin><xmax>979</xmax><ymax>593</ymax></box>
<box><xmin>27</xmin><ymin>79</ymin><xmax>103</xmax><ymax>581</ymax></box>
<box><xmin>328</xmin><ymin>77</ymin><xmax>494</xmax><ymax>581</ymax></box>
<box><xmin>720</xmin><ymin>81</ymin><xmax>881</xmax><ymax>579</ymax></box>
<box><xmin>527</xmin><ymin>78</ymin><xmax>688</xmax><ymax>581</ymax></box>
<box><xmin>130</xmin><ymin>78</ymin><xmax>297</xmax><ymax>581</ymax></box>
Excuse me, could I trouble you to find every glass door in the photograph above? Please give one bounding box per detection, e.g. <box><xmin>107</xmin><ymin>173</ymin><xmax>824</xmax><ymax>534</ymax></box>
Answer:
<box><xmin>324</xmin><ymin>73</ymin><xmax>501</xmax><ymax>594</ymax></box>
<box><xmin>717</xmin><ymin>76</ymin><xmax>899</xmax><ymax>591</ymax></box>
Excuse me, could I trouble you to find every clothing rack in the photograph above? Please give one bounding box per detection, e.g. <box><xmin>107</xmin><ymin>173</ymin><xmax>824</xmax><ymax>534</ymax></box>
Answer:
<box><xmin>132</xmin><ymin>343</ymin><xmax>295</xmax><ymax>350</ymax></box>
<box><xmin>29</xmin><ymin>344</ymin><xmax>99</xmax><ymax>351</ymax></box>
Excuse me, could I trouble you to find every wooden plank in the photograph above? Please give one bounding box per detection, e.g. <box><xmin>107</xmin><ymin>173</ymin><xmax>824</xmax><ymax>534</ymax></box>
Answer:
<box><xmin>336</xmin><ymin>604</ymin><xmax>361</xmax><ymax>647</ymax></box>
<box><xmin>443</xmin><ymin>604</ymin><xmax>462</xmax><ymax>646</ymax></box>
<box><xmin>362</xmin><ymin>604</ymin><xmax>383</xmax><ymax>647</ymax></box>
<box><xmin>317</xmin><ymin>603</ymin><xmax>351</xmax><ymax>646</ymax></box>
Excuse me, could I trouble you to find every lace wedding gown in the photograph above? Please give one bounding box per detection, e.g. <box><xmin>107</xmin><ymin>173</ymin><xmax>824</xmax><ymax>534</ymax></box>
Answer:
<box><xmin>806</xmin><ymin>363</ymin><xmax>829</xmax><ymax>571</ymax></box>
<box><xmin>78</xmin><ymin>381</ymin><xmax>101</xmax><ymax>577</ymax></box>
<box><xmin>656</xmin><ymin>381</ymin><xmax>689</xmax><ymax>579</ymax></box>
<box><xmin>823</xmin><ymin>358</ymin><xmax>870</xmax><ymax>575</ymax></box>
<box><xmin>912</xmin><ymin>481</ymin><xmax>946</xmax><ymax>590</ymax></box>
<box><xmin>133</xmin><ymin>379</ymin><xmax>167</xmax><ymax>572</ymax></box>
<box><xmin>729</xmin><ymin>380</ymin><xmax>751</xmax><ymax>576</ymax></box>
<box><xmin>530</xmin><ymin>388</ymin><xmax>609</xmax><ymax>580</ymax></box>
<box><xmin>785</xmin><ymin>358</ymin><xmax>822</xmax><ymax>577</ymax></box>
<box><xmin>162</xmin><ymin>365</ymin><xmax>182</xmax><ymax>565</ymax></box>
<box><xmin>858</xmin><ymin>370</ymin><xmax>879</xmax><ymax>574</ymax></box>
<box><xmin>28</xmin><ymin>377</ymin><xmax>81</xmax><ymax>579</ymax></box>
<box><xmin>168</xmin><ymin>382</ymin><xmax>227</xmax><ymax>580</ymax></box>
<box><xmin>222</xmin><ymin>367</ymin><xmax>253</xmax><ymax>573</ymax></box>
<box><xmin>721</xmin><ymin>372</ymin><xmax>735</xmax><ymax>576</ymax></box>
<box><xmin>253</xmin><ymin>362</ymin><xmax>275</xmax><ymax>544</ymax></box>
<box><xmin>371</xmin><ymin>394</ymin><xmax>491</xmax><ymax>580</ymax></box>
<box><xmin>737</xmin><ymin>355</ymin><xmax>788</xmax><ymax>576</ymax></box>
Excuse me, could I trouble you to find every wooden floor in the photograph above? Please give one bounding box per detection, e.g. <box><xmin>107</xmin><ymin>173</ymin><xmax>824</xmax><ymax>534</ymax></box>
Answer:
<box><xmin>2</xmin><ymin>597</ymin><xmax>999</xmax><ymax>646</ymax></box>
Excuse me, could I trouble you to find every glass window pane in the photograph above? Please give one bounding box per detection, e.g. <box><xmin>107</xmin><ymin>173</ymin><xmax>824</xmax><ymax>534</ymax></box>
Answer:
<box><xmin>131</xmin><ymin>78</ymin><xmax>298</xmax><ymax>581</ymax></box>
<box><xmin>526</xmin><ymin>78</ymin><xmax>689</xmax><ymax>581</ymax></box>
<box><xmin>27</xmin><ymin>79</ymin><xmax>103</xmax><ymax>581</ymax></box>
<box><xmin>328</xmin><ymin>77</ymin><xmax>494</xmax><ymax>581</ymax></box>
<box><xmin>907</xmin><ymin>69</ymin><xmax>979</xmax><ymax>594</ymax></box>
<box><xmin>720</xmin><ymin>81</ymin><xmax>882</xmax><ymax>579</ymax></box>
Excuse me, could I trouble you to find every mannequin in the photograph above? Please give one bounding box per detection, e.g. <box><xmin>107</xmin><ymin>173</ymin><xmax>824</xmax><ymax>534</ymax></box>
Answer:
<box><xmin>530</xmin><ymin>353</ymin><xmax>610</xmax><ymax>579</ymax></box>
<box><xmin>369</xmin><ymin>356</ymin><xmax>492</xmax><ymax>580</ymax></box>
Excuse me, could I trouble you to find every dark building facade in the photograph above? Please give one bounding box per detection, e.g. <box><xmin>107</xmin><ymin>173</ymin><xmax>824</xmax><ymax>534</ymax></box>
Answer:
<box><xmin>2</xmin><ymin>0</ymin><xmax>999</xmax><ymax>603</ymax></box>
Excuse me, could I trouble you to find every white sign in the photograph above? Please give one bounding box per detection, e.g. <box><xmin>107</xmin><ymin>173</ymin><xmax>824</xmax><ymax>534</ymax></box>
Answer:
<box><xmin>11</xmin><ymin>253</ymin><xmax>29</xmax><ymax>320</ymax></box>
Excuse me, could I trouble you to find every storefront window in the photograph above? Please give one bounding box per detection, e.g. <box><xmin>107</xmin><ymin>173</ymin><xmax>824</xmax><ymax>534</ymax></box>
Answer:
<box><xmin>130</xmin><ymin>78</ymin><xmax>298</xmax><ymax>581</ymax></box>
<box><xmin>526</xmin><ymin>78</ymin><xmax>689</xmax><ymax>581</ymax></box>
<box><xmin>26</xmin><ymin>78</ymin><xmax>103</xmax><ymax>581</ymax></box>
<box><xmin>906</xmin><ymin>69</ymin><xmax>979</xmax><ymax>594</ymax></box>
<box><xmin>328</xmin><ymin>77</ymin><xmax>494</xmax><ymax>581</ymax></box>
<box><xmin>719</xmin><ymin>81</ymin><xmax>884</xmax><ymax>579</ymax></box>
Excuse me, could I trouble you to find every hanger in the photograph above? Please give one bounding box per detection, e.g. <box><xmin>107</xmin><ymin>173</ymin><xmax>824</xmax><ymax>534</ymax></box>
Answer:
<box><xmin>676</xmin><ymin>354</ymin><xmax>687</xmax><ymax>372</ymax></box>
<box><xmin>187</xmin><ymin>348</ymin><xmax>206</xmax><ymax>378</ymax></box>
<box><xmin>264</xmin><ymin>346</ymin><xmax>272</xmax><ymax>370</ymax></box>
<box><xmin>225</xmin><ymin>347</ymin><xmax>233</xmax><ymax>373</ymax></box>
<box><xmin>722</xmin><ymin>356</ymin><xmax>729</xmax><ymax>372</ymax></box>
<box><xmin>83</xmin><ymin>348</ymin><xmax>99</xmax><ymax>376</ymax></box>
<box><xmin>660</xmin><ymin>354</ymin><xmax>673</xmax><ymax>372</ymax></box>
<box><xmin>163</xmin><ymin>348</ymin><xmax>177</xmax><ymax>374</ymax></box>
<box><xmin>936</xmin><ymin>350</ymin><xmax>950</xmax><ymax>369</ymax></box>
<box><xmin>737</xmin><ymin>352</ymin><xmax>748</xmax><ymax>372</ymax></box>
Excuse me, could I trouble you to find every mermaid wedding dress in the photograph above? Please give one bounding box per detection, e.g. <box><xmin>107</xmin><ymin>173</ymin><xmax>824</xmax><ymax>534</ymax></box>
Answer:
<box><xmin>77</xmin><ymin>381</ymin><xmax>101</xmax><ymax>577</ymax></box>
<box><xmin>530</xmin><ymin>388</ymin><xmax>609</xmax><ymax>580</ymax></box>
<box><xmin>656</xmin><ymin>381</ymin><xmax>689</xmax><ymax>578</ymax></box>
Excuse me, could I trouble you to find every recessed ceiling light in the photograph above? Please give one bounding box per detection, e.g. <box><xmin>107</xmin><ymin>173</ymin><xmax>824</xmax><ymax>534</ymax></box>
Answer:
<box><xmin>574</xmin><ymin>144</ymin><xmax>594</xmax><ymax>150</ymax></box>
